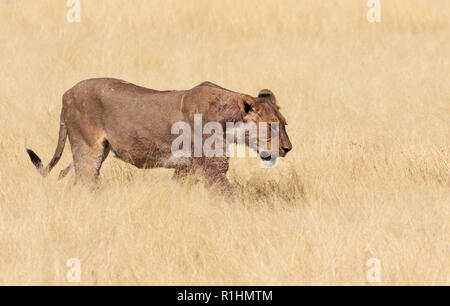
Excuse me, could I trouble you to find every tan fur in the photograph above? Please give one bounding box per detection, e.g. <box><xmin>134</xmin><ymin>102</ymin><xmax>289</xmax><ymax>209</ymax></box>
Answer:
<box><xmin>27</xmin><ymin>78</ymin><xmax>292</xmax><ymax>193</ymax></box>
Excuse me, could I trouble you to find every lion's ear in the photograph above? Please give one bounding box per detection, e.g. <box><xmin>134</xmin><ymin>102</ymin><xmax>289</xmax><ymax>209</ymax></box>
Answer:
<box><xmin>237</xmin><ymin>95</ymin><xmax>260</xmax><ymax>117</ymax></box>
<box><xmin>258</xmin><ymin>89</ymin><xmax>280</xmax><ymax>109</ymax></box>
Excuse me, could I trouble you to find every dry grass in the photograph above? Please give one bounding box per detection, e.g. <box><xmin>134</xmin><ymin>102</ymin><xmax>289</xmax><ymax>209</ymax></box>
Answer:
<box><xmin>0</xmin><ymin>0</ymin><xmax>449</xmax><ymax>285</ymax></box>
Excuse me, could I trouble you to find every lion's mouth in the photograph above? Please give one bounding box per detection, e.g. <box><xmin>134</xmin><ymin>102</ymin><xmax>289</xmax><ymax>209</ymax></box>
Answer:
<box><xmin>260</xmin><ymin>155</ymin><xmax>272</xmax><ymax>161</ymax></box>
<box><xmin>260</xmin><ymin>151</ymin><xmax>272</xmax><ymax>161</ymax></box>
<box><xmin>260</xmin><ymin>154</ymin><xmax>278</xmax><ymax>168</ymax></box>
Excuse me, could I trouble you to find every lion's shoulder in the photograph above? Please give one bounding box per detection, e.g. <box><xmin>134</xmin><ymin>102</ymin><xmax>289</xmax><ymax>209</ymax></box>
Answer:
<box><xmin>195</xmin><ymin>81</ymin><xmax>237</xmax><ymax>94</ymax></box>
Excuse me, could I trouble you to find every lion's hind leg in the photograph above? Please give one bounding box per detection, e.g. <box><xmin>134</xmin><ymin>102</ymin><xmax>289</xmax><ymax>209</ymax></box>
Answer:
<box><xmin>58</xmin><ymin>163</ymin><xmax>74</xmax><ymax>180</ymax></box>
<box><xmin>71</xmin><ymin>137</ymin><xmax>110</xmax><ymax>184</ymax></box>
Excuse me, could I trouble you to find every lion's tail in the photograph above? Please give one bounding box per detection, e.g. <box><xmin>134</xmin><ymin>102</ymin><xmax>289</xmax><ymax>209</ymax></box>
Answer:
<box><xmin>26</xmin><ymin>111</ymin><xmax>68</xmax><ymax>177</ymax></box>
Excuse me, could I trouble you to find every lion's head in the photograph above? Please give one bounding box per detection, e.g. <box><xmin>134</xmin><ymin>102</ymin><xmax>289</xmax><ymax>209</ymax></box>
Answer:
<box><xmin>237</xmin><ymin>89</ymin><xmax>292</xmax><ymax>165</ymax></box>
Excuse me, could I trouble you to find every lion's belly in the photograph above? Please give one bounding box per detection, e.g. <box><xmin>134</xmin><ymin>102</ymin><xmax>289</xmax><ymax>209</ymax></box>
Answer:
<box><xmin>107</xmin><ymin>135</ymin><xmax>191</xmax><ymax>169</ymax></box>
<box><xmin>107</xmin><ymin>134</ymin><xmax>165</xmax><ymax>168</ymax></box>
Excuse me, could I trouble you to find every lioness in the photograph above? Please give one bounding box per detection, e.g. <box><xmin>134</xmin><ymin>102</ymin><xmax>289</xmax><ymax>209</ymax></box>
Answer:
<box><xmin>27</xmin><ymin>78</ymin><xmax>292</xmax><ymax>193</ymax></box>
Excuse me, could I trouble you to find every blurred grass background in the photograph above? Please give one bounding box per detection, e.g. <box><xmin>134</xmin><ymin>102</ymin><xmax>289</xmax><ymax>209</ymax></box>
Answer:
<box><xmin>0</xmin><ymin>0</ymin><xmax>448</xmax><ymax>285</ymax></box>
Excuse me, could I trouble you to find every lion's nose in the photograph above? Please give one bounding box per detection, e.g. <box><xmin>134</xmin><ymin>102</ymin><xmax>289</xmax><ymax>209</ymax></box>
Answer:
<box><xmin>282</xmin><ymin>146</ymin><xmax>292</xmax><ymax>154</ymax></box>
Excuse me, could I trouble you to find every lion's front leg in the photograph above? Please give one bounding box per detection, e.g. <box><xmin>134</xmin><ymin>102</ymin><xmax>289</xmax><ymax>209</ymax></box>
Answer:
<box><xmin>172</xmin><ymin>166</ymin><xmax>194</xmax><ymax>181</ymax></box>
<box><xmin>193</xmin><ymin>157</ymin><xmax>232</xmax><ymax>195</ymax></box>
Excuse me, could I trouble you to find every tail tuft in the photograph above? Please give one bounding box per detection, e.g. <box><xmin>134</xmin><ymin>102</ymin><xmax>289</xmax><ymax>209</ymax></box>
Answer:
<box><xmin>26</xmin><ymin>149</ymin><xmax>43</xmax><ymax>170</ymax></box>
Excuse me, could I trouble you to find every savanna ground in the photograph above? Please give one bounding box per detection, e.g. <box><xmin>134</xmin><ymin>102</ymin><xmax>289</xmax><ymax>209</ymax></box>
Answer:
<box><xmin>0</xmin><ymin>0</ymin><xmax>448</xmax><ymax>285</ymax></box>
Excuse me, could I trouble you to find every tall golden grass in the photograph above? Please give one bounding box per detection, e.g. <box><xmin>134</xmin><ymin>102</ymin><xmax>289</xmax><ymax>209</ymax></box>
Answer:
<box><xmin>0</xmin><ymin>0</ymin><xmax>448</xmax><ymax>285</ymax></box>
